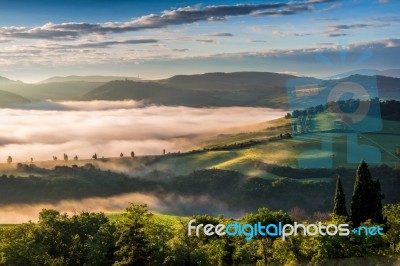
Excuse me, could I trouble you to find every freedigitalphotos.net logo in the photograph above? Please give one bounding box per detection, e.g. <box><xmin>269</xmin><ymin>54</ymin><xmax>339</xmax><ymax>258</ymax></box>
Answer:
<box><xmin>188</xmin><ymin>219</ymin><xmax>384</xmax><ymax>241</ymax></box>
<box><xmin>286</xmin><ymin>41</ymin><xmax>382</xmax><ymax>168</ymax></box>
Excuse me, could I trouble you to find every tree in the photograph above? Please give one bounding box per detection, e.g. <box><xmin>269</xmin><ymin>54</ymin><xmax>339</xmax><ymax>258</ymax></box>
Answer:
<box><xmin>7</xmin><ymin>156</ymin><xmax>12</xmax><ymax>164</ymax></box>
<box><xmin>92</xmin><ymin>153</ymin><xmax>97</xmax><ymax>160</ymax></box>
<box><xmin>383</xmin><ymin>204</ymin><xmax>400</xmax><ymax>253</ymax></box>
<box><xmin>351</xmin><ymin>161</ymin><xmax>385</xmax><ymax>227</ymax></box>
<box><xmin>130</xmin><ymin>151</ymin><xmax>135</xmax><ymax>158</ymax></box>
<box><xmin>113</xmin><ymin>204</ymin><xmax>153</xmax><ymax>265</ymax></box>
<box><xmin>244</xmin><ymin>208</ymin><xmax>293</xmax><ymax>265</ymax></box>
<box><xmin>332</xmin><ymin>176</ymin><xmax>349</xmax><ymax>219</ymax></box>
<box><xmin>120</xmin><ymin>153</ymin><xmax>123</xmax><ymax>158</ymax></box>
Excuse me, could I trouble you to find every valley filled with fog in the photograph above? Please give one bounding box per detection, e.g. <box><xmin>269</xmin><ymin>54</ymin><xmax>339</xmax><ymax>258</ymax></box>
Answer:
<box><xmin>0</xmin><ymin>100</ymin><xmax>285</xmax><ymax>162</ymax></box>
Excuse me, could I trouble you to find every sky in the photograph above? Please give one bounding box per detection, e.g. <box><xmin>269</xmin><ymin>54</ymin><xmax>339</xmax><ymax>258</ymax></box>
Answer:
<box><xmin>0</xmin><ymin>0</ymin><xmax>399</xmax><ymax>82</ymax></box>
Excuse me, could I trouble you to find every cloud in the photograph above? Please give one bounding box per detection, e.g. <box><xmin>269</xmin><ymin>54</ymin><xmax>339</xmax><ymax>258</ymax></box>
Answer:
<box><xmin>172</xmin><ymin>48</ymin><xmax>189</xmax><ymax>52</ymax></box>
<box><xmin>195</xmin><ymin>39</ymin><xmax>214</xmax><ymax>43</ymax></box>
<box><xmin>326</xmin><ymin>33</ymin><xmax>348</xmax><ymax>37</ymax></box>
<box><xmin>195</xmin><ymin>38</ymin><xmax>400</xmax><ymax>75</ymax></box>
<box><xmin>328</xmin><ymin>24</ymin><xmax>372</xmax><ymax>31</ymax></box>
<box><xmin>320</xmin><ymin>3</ymin><xmax>342</xmax><ymax>12</ymax></box>
<box><xmin>272</xmin><ymin>30</ymin><xmax>312</xmax><ymax>37</ymax></box>
<box><xmin>313</xmin><ymin>18</ymin><xmax>339</xmax><ymax>21</ymax></box>
<box><xmin>63</xmin><ymin>39</ymin><xmax>159</xmax><ymax>49</ymax></box>
<box><xmin>324</xmin><ymin>22</ymin><xmax>389</xmax><ymax>37</ymax></box>
<box><xmin>0</xmin><ymin>1</ymin><xmax>337</xmax><ymax>40</ymax></box>
<box><xmin>317</xmin><ymin>42</ymin><xmax>334</xmax><ymax>45</ymax></box>
<box><xmin>207</xmin><ymin>32</ymin><xmax>234</xmax><ymax>37</ymax></box>
<box><xmin>210</xmin><ymin>38</ymin><xmax>400</xmax><ymax>58</ymax></box>
<box><xmin>369</xmin><ymin>15</ymin><xmax>400</xmax><ymax>22</ymax></box>
<box><xmin>378</xmin><ymin>0</ymin><xmax>389</xmax><ymax>3</ymax></box>
<box><xmin>0</xmin><ymin>101</ymin><xmax>285</xmax><ymax>161</ymax></box>
<box><xmin>248</xmin><ymin>39</ymin><xmax>268</xmax><ymax>43</ymax></box>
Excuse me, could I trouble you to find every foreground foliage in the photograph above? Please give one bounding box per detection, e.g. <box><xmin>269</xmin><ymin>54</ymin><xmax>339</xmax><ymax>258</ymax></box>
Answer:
<box><xmin>0</xmin><ymin>203</ymin><xmax>400</xmax><ymax>266</ymax></box>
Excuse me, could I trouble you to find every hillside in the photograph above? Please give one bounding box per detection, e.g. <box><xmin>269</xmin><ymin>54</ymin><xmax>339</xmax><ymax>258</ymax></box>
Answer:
<box><xmin>0</xmin><ymin>90</ymin><xmax>30</xmax><ymax>107</ymax></box>
<box><xmin>325</xmin><ymin>75</ymin><xmax>400</xmax><ymax>100</ymax></box>
<box><xmin>160</xmin><ymin>71</ymin><xmax>296</xmax><ymax>92</ymax></box>
<box><xmin>0</xmin><ymin>76</ymin><xmax>21</xmax><ymax>85</ymax></box>
<box><xmin>83</xmin><ymin>72</ymin><xmax>299</xmax><ymax>108</ymax></box>
<box><xmin>0</xmin><ymin>81</ymin><xmax>103</xmax><ymax>101</ymax></box>
<box><xmin>0</xmin><ymin>72</ymin><xmax>398</xmax><ymax>106</ymax></box>
<box><xmin>0</xmin><ymin>111</ymin><xmax>398</xmax><ymax>215</ymax></box>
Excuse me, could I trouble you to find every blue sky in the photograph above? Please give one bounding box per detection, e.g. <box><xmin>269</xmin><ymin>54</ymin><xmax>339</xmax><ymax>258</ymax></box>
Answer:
<box><xmin>0</xmin><ymin>0</ymin><xmax>399</xmax><ymax>82</ymax></box>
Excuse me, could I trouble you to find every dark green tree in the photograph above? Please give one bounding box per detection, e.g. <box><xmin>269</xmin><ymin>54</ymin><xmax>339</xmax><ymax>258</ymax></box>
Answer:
<box><xmin>351</xmin><ymin>161</ymin><xmax>385</xmax><ymax>227</ymax></box>
<box><xmin>113</xmin><ymin>204</ymin><xmax>153</xmax><ymax>265</ymax></box>
<box><xmin>332</xmin><ymin>176</ymin><xmax>349</xmax><ymax>219</ymax></box>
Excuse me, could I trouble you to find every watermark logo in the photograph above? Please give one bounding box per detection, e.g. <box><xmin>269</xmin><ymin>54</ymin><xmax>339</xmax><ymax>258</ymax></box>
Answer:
<box><xmin>188</xmin><ymin>219</ymin><xmax>384</xmax><ymax>241</ymax></box>
<box><xmin>286</xmin><ymin>41</ymin><xmax>382</xmax><ymax>168</ymax></box>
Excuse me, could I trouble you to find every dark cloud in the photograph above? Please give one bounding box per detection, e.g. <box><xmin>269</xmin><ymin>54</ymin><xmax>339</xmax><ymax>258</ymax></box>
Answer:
<box><xmin>326</xmin><ymin>33</ymin><xmax>348</xmax><ymax>37</ymax></box>
<box><xmin>325</xmin><ymin>23</ymin><xmax>389</xmax><ymax>37</ymax></box>
<box><xmin>172</xmin><ymin>48</ymin><xmax>189</xmax><ymax>52</ymax></box>
<box><xmin>249</xmin><ymin>39</ymin><xmax>268</xmax><ymax>43</ymax></box>
<box><xmin>207</xmin><ymin>33</ymin><xmax>234</xmax><ymax>37</ymax></box>
<box><xmin>328</xmin><ymin>24</ymin><xmax>371</xmax><ymax>31</ymax></box>
<box><xmin>369</xmin><ymin>15</ymin><xmax>400</xmax><ymax>22</ymax></box>
<box><xmin>317</xmin><ymin>42</ymin><xmax>334</xmax><ymax>45</ymax></box>
<box><xmin>195</xmin><ymin>39</ymin><xmax>214</xmax><ymax>43</ymax></box>
<box><xmin>0</xmin><ymin>0</ymin><xmax>338</xmax><ymax>40</ymax></box>
<box><xmin>70</xmin><ymin>39</ymin><xmax>158</xmax><ymax>48</ymax></box>
<box><xmin>314</xmin><ymin>18</ymin><xmax>339</xmax><ymax>21</ymax></box>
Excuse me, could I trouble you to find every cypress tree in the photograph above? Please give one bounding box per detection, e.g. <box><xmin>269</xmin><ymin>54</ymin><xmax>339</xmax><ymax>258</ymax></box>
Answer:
<box><xmin>332</xmin><ymin>176</ymin><xmax>349</xmax><ymax>218</ymax></box>
<box><xmin>350</xmin><ymin>161</ymin><xmax>385</xmax><ymax>227</ymax></box>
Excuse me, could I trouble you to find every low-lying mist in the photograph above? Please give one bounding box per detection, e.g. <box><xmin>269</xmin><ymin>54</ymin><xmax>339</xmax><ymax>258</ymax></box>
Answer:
<box><xmin>0</xmin><ymin>192</ymin><xmax>240</xmax><ymax>224</ymax></box>
<box><xmin>0</xmin><ymin>100</ymin><xmax>285</xmax><ymax>162</ymax></box>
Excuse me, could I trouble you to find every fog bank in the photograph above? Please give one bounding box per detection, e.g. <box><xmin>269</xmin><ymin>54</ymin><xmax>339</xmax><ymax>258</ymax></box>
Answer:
<box><xmin>0</xmin><ymin>101</ymin><xmax>285</xmax><ymax>161</ymax></box>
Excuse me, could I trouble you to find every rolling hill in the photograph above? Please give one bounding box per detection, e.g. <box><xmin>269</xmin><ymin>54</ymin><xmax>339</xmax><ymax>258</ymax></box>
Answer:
<box><xmin>0</xmin><ymin>90</ymin><xmax>30</xmax><ymax>107</ymax></box>
<box><xmin>83</xmin><ymin>72</ymin><xmax>299</xmax><ymax>108</ymax></box>
<box><xmin>0</xmin><ymin>76</ymin><xmax>22</xmax><ymax>85</ymax></box>
<box><xmin>0</xmin><ymin>81</ymin><xmax>103</xmax><ymax>101</ymax></box>
<box><xmin>0</xmin><ymin>72</ymin><xmax>398</xmax><ymax>107</ymax></box>
<box><xmin>82</xmin><ymin>72</ymin><xmax>400</xmax><ymax>108</ymax></box>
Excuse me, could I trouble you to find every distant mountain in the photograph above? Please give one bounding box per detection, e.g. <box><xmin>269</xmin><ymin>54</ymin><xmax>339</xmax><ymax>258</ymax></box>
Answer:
<box><xmin>0</xmin><ymin>81</ymin><xmax>104</xmax><ymax>101</ymax></box>
<box><xmin>83</xmin><ymin>72</ymin><xmax>300</xmax><ymax>108</ymax></box>
<box><xmin>0</xmin><ymin>76</ymin><xmax>22</xmax><ymax>84</ymax></box>
<box><xmin>378</xmin><ymin>69</ymin><xmax>400</xmax><ymax>79</ymax></box>
<box><xmin>329</xmin><ymin>75</ymin><xmax>400</xmax><ymax>100</ymax></box>
<box><xmin>83</xmin><ymin>80</ymin><xmax>173</xmax><ymax>101</ymax></box>
<box><xmin>1</xmin><ymin>72</ymin><xmax>398</xmax><ymax>108</ymax></box>
<box><xmin>39</xmin><ymin>76</ymin><xmax>139</xmax><ymax>83</ymax></box>
<box><xmin>83</xmin><ymin>72</ymin><xmax>400</xmax><ymax>108</ymax></box>
<box><xmin>0</xmin><ymin>90</ymin><xmax>30</xmax><ymax>107</ymax></box>
<box><xmin>326</xmin><ymin>69</ymin><xmax>400</xmax><ymax>79</ymax></box>
<box><xmin>160</xmin><ymin>71</ymin><xmax>297</xmax><ymax>92</ymax></box>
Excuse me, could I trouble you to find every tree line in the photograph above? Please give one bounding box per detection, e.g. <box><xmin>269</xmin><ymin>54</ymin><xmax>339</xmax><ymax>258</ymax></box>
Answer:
<box><xmin>288</xmin><ymin>99</ymin><xmax>400</xmax><ymax>121</ymax></box>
